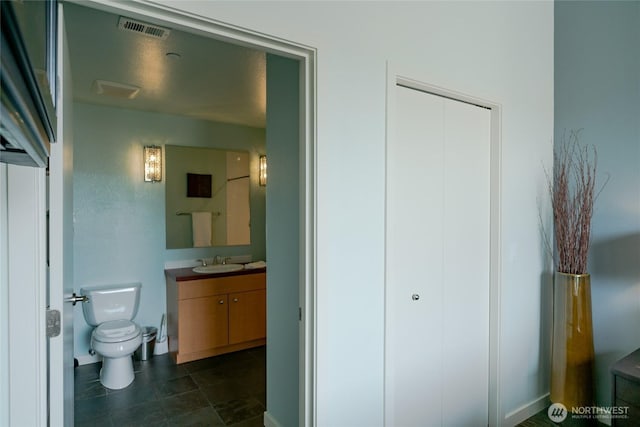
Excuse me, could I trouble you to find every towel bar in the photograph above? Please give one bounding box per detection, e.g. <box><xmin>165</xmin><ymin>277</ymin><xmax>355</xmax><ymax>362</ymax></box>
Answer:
<box><xmin>176</xmin><ymin>211</ymin><xmax>221</xmax><ymax>216</ymax></box>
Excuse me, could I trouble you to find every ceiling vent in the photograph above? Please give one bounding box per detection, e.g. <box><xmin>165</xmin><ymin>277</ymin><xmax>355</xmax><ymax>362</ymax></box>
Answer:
<box><xmin>118</xmin><ymin>17</ymin><xmax>170</xmax><ymax>40</ymax></box>
<box><xmin>92</xmin><ymin>80</ymin><xmax>140</xmax><ymax>99</ymax></box>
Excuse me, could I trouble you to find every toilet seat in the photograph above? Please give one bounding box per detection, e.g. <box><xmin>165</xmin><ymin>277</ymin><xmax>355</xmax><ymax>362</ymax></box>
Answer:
<box><xmin>93</xmin><ymin>320</ymin><xmax>141</xmax><ymax>343</ymax></box>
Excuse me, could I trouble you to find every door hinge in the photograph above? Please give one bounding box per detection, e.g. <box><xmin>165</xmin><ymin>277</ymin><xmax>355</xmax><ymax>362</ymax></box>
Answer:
<box><xmin>46</xmin><ymin>309</ymin><xmax>61</xmax><ymax>338</ymax></box>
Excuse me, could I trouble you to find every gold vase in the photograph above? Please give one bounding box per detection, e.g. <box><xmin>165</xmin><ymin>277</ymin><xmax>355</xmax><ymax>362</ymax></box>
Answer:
<box><xmin>550</xmin><ymin>272</ymin><xmax>594</xmax><ymax>411</ymax></box>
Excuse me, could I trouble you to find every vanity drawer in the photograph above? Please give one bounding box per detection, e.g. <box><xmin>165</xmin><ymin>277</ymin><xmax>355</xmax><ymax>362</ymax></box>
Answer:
<box><xmin>611</xmin><ymin>348</ymin><xmax>640</xmax><ymax>427</ymax></box>
<box><xmin>178</xmin><ymin>273</ymin><xmax>266</xmax><ymax>300</ymax></box>
<box><xmin>617</xmin><ymin>376</ymin><xmax>640</xmax><ymax>405</ymax></box>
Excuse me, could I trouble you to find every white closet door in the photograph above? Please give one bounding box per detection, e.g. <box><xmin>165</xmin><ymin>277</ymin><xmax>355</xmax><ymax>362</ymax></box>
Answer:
<box><xmin>385</xmin><ymin>85</ymin><xmax>491</xmax><ymax>427</ymax></box>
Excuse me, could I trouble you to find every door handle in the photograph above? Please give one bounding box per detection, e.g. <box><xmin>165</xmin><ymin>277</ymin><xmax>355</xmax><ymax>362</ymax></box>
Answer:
<box><xmin>65</xmin><ymin>293</ymin><xmax>89</xmax><ymax>306</ymax></box>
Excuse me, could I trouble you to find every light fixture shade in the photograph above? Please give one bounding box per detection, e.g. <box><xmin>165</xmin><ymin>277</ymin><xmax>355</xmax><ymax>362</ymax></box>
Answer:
<box><xmin>144</xmin><ymin>145</ymin><xmax>162</xmax><ymax>182</ymax></box>
<box><xmin>259</xmin><ymin>155</ymin><xmax>267</xmax><ymax>186</ymax></box>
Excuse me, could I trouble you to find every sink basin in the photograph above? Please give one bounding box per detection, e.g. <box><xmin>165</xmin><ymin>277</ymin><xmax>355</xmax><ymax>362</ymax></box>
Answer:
<box><xmin>192</xmin><ymin>264</ymin><xmax>244</xmax><ymax>274</ymax></box>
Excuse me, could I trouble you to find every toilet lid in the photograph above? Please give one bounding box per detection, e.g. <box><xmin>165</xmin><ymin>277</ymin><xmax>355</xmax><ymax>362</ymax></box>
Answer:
<box><xmin>93</xmin><ymin>320</ymin><xmax>140</xmax><ymax>343</ymax></box>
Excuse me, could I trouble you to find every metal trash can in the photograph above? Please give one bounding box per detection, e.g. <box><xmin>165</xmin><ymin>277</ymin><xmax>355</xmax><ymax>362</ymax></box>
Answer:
<box><xmin>135</xmin><ymin>326</ymin><xmax>157</xmax><ymax>361</ymax></box>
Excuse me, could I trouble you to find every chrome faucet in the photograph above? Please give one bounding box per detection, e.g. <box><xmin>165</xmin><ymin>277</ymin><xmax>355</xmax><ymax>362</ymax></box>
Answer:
<box><xmin>215</xmin><ymin>255</ymin><xmax>230</xmax><ymax>265</ymax></box>
<box><xmin>197</xmin><ymin>258</ymin><xmax>208</xmax><ymax>267</ymax></box>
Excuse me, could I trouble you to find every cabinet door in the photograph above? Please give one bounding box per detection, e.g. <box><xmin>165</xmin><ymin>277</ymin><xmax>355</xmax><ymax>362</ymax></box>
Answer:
<box><xmin>229</xmin><ymin>289</ymin><xmax>266</xmax><ymax>344</ymax></box>
<box><xmin>179</xmin><ymin>295</ymin><xmax>229</xmax><ymax>353</ymax></box>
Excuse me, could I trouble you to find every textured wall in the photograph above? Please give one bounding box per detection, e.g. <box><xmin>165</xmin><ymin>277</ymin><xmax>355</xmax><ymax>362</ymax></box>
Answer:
<box><xmin>72</xmin><ymin>102</ymin><xmax>265</xmax><ymax>357</ymax></box>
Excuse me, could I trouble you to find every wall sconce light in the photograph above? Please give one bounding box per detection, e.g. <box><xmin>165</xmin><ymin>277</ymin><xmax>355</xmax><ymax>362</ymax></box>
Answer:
<box><xmin>259</xmin><ymin>155</ymin><xmax>267</xmax><ymax>186</ymax></box>
<box><xmin>144</xmin><ymin>145</ymin><xmax>162</xmax><ymax>182</ymax></box>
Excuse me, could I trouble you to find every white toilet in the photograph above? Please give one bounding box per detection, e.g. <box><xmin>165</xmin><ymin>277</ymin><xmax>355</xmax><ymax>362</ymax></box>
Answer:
<box><xmin>80</xmin><ymin>283</ymin><xmax>143</xmax><ymax>390</ymax></box>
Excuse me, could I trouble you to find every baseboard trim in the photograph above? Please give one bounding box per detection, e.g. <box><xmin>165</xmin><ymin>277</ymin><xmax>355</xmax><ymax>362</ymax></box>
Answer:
<box><xmin>504</xmin><ymin>393</ymin><xmax>550</xmax><ymax>426</ymax></box>
<box><xmin>75</xmin><ymin>353</ymin><xmax>101</xmax><ymax>366</ymax></box>
<box><xmin>263</xmin><ymin>411</ymin><xmax>283</xmax><ymax>427</ymax></box>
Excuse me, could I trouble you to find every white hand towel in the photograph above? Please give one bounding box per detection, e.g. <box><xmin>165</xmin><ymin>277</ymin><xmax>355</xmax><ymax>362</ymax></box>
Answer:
<box><xmin>191</xmin><ymin>212</ymin><xmax>212</xmax><ymax>247</ymax></box>
<box><xmin>244</xmin><ymin>260</ymin><xmax>266</xmax><ymax>269</ymax></box>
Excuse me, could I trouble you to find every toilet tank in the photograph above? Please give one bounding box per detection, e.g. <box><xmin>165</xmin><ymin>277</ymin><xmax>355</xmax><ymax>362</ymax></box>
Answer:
<box><xmin>80</xmin><ymin>283</ymin><xmax>141</xmax><ymax>326</ymax></box>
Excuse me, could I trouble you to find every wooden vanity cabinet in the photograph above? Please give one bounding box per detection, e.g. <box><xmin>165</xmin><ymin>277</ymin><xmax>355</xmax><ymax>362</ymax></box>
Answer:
<box><xmin>166</xmin><ymin>270</ymin><xmax>266</xmax><ymax>364</ymax></box>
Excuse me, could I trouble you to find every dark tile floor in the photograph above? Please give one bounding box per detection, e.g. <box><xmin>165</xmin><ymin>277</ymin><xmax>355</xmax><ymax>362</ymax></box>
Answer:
<box><xmin>518</xmin><ymin>409</ymin><xmax>564</xmax><ymax>426</ymax></box>
<box><xmin>76</xmin><ymin>348</ymin><xmax>596</xmax><ymax>427</ymax></box>
<box><xmin>74</xmin><ymin>346</ymin><xmax>266</xmax><ymax>427</ymax></box>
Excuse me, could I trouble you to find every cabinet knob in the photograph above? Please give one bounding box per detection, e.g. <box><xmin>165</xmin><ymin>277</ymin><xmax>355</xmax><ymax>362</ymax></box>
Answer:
<box><xmin>412</xmin><ymin>294</ymin><xmax>420</xmax><ymax>301</ymax></box>
<box><xmin>219</xmin><ymin>300</ymin><xmax>224</xmax><ymax>304</ymax></box>
<box><xmin>233</xmin><ymin>298</ymin><xmax>239</xmax><ymax>302</ymax></box>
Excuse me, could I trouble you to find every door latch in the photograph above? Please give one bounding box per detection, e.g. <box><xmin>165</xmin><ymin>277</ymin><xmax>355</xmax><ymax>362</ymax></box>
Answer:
<box><xmin>46</xmin><ymin>309</ymin><xmax>61</xmax><ymax>338</ymax></box>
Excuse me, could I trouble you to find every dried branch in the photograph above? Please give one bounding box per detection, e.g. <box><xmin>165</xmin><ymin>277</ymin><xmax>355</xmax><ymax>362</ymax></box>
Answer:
<box><xmin>548</xmin><ymin>130</ymin><xmax>604</xmax><ymax>274</ymax></box>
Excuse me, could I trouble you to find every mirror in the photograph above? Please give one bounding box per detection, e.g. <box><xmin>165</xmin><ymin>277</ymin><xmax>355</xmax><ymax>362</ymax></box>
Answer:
<box><xmin>165</xmin><ymin>145</ymin><xmax>251</xmax><ymax>248</ymax></box>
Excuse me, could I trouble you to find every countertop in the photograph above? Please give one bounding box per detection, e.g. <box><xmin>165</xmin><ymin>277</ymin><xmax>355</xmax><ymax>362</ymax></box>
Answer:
<box><xmin>165</xmin><ymin>266</ymin><xmax>266</xmax><ymax>282</ymax></box>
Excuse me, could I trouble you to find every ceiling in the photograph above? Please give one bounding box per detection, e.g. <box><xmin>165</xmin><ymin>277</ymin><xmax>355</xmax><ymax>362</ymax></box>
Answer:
<box><xmin>64</xmin><ymin>3</ymin><xmax>266</xmax><ymax>128</ymax></box>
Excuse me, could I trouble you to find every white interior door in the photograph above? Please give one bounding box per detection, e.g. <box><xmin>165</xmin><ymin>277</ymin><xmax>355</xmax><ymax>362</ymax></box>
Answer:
<box><xmin>48</xmin><ymin>3</ymin><xmax>75</xmax><ymax>425</ymax></box>
<box><xmin>385</xmin><ymin>85</ymin><xmax>491</xmax><ymax>426</ymax></box>
<box><xmin>2</xmin><ymin>164</ymin><xmax>47</xmax><ymax>427</ymax></box>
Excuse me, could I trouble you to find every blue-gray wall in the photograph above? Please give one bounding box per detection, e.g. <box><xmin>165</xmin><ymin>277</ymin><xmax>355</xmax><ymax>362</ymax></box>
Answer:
<box><xmin>555</xmin><ymin>0</ymin><xmax>640</xmax><ymax>408</ymax></box>
<box><xmin>72</xmin><ymin>102</ymin><xmax>266</xmax><ymax>357</ymax></box>
<box><xmin>265</xmin><ymin>54</ymin><xmax>300</xmax><ymax>427</ymax></box>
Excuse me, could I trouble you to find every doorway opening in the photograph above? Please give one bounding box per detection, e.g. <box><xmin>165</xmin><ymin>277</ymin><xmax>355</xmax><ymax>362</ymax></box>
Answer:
<box><xmin>60</xmin><ymin>2</ymin><xmax>315</xmax><ymax>426</ymax></box>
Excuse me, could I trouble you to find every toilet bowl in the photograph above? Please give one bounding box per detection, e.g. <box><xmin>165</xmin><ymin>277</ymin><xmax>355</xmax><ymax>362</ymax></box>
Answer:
<box><xmin>91</xmin><ymin>319</ymin><xmax>142</xmax><ymax>389</ymax></box>
<box><xmin>80</xmin><ymin>283</ymin><xmax>142</xmax><ymax>390</ymax></box>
